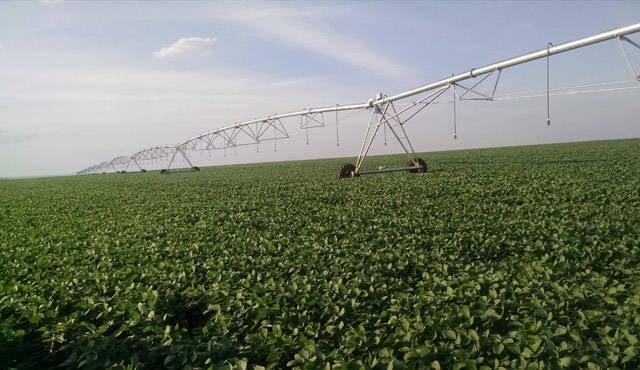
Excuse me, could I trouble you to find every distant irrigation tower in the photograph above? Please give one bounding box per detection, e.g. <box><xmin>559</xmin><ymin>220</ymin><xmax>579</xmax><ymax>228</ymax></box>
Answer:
<box><xmin>77</xmin><ymin>23</ymin><xmax>640</xmax><ymax>178</ymax></box>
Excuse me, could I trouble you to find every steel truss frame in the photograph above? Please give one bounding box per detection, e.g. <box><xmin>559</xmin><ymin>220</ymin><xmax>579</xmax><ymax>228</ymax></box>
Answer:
<box><xmin>453</xmin><ymin>69</ymin><xmax>502</xmax><ymax>101</ymax></box>
<box><xmin>77</xmin><ymin>23</ymin><xmax>640</xmax><ymax>177</ymax></box>
<box><xmin>182</xmin><ymin>117</ymin><xmax>290</xmax><ymax>153</ymax></box>
<box><xmin>109</xmin><ymin>156</ymin><xmax>132</xmax><ymax>173</ymax></box>
<box><xmin>354</xmin><ymin>88</ymin><xmax>449</xmax><ymax>174</ymax></box>
<box><xmin>619</xmin><ymin>35</ymin><xmax>640</xmax><ymax>80</ymax></box>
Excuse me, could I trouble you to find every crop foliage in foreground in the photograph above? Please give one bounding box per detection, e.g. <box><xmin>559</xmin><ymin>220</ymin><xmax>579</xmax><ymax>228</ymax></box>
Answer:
<box><xmin>0</xmin><ymin>139</ymin><xmax>639</xmax><ymax>369</ymax></box>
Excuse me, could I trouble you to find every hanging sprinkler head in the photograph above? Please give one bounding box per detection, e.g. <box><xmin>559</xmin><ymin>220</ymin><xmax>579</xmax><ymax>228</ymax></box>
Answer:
<box><xmin>546</xmin><ymin>42</ymin><xmax>553</xmax><ymax>127</ymax></box>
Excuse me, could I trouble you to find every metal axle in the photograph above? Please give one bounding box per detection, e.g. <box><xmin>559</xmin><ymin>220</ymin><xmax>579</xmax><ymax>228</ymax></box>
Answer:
<box><xmin>357</xmin><ymin>165</ymin><xmax>421</xmax><ymax>176</ymax></box>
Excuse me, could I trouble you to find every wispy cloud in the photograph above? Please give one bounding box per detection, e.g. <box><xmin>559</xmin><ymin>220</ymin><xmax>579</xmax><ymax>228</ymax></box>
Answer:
<box><xmin>0</xmin><ymin>128</ymin><xmax>35</xmax><ymax>145</ymax></box>
<box><xmin>216</xmin><ymin>5</ymin><xmax>412</xmax><ymax>80</ymax></box>
<box><xmin>153</xmin><ymin>37</ymin><xmax>216</xmax><ymax>58</ymax></box>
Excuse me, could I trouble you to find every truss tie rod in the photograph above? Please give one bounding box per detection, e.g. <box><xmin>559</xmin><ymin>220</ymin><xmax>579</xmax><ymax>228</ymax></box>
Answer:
<box><xmin>376</xmin><ymin>23</ymin><xmax>640</xmax><ymax>105</ymax></box>
<box><xmin>179</xmin><ymin>24</ymin><xmax>640</xmax><ymax>148</ymax></box>
<box><xmin>178</xmin><ymin>104</ymin><xmax>370</xmax><ymax>147</ymax></box>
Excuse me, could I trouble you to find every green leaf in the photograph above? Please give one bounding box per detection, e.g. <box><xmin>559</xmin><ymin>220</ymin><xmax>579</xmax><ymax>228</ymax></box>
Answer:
<box><xmin>623</xmin><ymin>330</ymin><xmax>638</xmax><ymax>346</ymax></box>
<box><xmin>623</xmin><ymin>345</ymin><xmax>638</xmax><ymax>357</ymax></box>
<box><xmin>164</xmin><ymin>355</ymin><xmax>175</xmax><ymax>366</ymax></box>
<box><xmin>469</xmin><ymin>329</ymin><xmax>479</xmax><ymax>342</ymax></box>
<box><xmin>505</xmin><ymin>342</ymin><xmax>520</xmax><ymax>355</ymax></box>
<box><xmin>445</xmin><ymin>330</ymin><xmax>457</xmax><ymax>340</ymax></box>
<box><xmin>559</xmin><ymin>357</ymin><xmax>572</xmax><ymax>368</ymax></box>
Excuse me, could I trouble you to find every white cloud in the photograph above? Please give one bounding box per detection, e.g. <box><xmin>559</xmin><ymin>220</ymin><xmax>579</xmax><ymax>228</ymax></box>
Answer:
<box><xmin>216</xmin><ymin>5</ymin><xmax>412</xmax><ymax>80</ymax></box>
<box><xmin>153</xmin><ymin>37</ymin><xmax>216</xmax><ymax>58</ymax></box>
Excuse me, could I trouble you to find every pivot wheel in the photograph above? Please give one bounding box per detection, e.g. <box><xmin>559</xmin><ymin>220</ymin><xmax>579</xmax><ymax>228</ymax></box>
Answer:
<box><xmin>407</xmin><ymin>158</ymin><xmax>427</xmax><ymax>173</ymax></box>
<box><xmin>336</xmin><ymin>163</ymin><xmax>356</xmax><ymax>179</ymax></box>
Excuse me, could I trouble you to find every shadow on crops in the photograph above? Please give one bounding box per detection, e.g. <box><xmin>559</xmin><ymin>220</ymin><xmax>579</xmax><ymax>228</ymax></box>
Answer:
<box><xmin>0</xmin><ymin>294</ymin><xmax>237</xmax><ymax>369</ymax></box>
<box><xmin>160</xmin><ymin>294</ymin><xmax>211</xmax><ymax>331</ymax></box>
<box><xmin>0</xmin><ymin>322</ymin><xmax>66</xmax><ymax>369</ymax></box>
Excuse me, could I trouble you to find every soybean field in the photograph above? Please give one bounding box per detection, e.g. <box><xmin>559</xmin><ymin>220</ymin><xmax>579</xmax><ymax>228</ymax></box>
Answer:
<box><xmin>1</xmin><ymin>139</ymin><xmax>639</xmax><ymax>369</ymax></box>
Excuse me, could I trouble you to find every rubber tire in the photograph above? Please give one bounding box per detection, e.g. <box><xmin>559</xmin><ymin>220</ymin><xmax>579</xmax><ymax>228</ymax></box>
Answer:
<box><xmin>336</xmin><ymin>163</ymin><xmax>356</xmax><ymax>179</ymax></box>
<box><xmin>407</xmin><ymin>158</ymin><xmax>427</xmax><ymax>173</ymax></box>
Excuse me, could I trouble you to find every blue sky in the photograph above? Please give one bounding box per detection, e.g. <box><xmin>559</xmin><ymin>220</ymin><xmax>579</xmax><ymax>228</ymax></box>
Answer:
<box><xmin>0</xmin><ymin>1</ymin><xmax>639</xmax><ymax>178</ymax></box>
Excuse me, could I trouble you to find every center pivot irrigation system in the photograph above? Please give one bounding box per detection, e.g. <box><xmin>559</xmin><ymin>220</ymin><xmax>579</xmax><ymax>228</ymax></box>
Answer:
<box><xmin>77</xmin><ymin>23</ymin><xmax>640</xmax><ymax>179</ymax></box>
